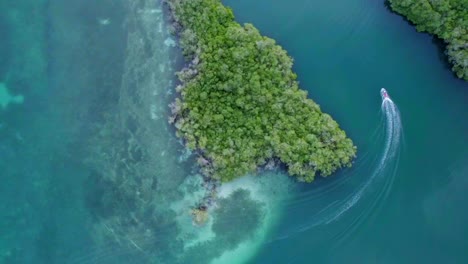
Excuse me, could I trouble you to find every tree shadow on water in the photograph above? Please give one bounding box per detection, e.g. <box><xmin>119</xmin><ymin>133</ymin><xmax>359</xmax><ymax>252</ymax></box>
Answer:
<box><xmin>382</xmin><ymin>0</ymin><xmax>457</xmax><ymax>78</ymax></box>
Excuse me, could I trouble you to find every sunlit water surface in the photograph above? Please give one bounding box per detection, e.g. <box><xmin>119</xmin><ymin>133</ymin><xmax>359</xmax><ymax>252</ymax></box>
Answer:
<box><xmin>1</xmin><ymin>0</ymin><xmax>467</xmax><ymax>263</ymax></box>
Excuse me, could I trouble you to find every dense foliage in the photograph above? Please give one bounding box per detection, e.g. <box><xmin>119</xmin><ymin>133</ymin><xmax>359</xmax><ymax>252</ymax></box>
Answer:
<box><xmin>389</xmin><ymin>0</ymin><xmax>468</xmax><ymax>80</ymax></box>
<box><xmin>166</xmin><ymin>0</ymin><xmax>356</xmax><ymax>182</ymax></box>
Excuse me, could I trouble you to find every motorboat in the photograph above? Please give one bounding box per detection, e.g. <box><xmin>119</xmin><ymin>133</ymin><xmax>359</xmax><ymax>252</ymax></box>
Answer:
<box><xmin>380</xmin><ymin>88</ymin><xmax>390</xmax><ymax>100</ymax></box>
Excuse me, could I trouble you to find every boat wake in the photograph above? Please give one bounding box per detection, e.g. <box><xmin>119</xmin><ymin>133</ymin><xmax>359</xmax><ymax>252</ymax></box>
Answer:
<box><xmin>269</xmin><ymin>89</ymin><xmax>403</xmax><ymax>242</ymax></box>
<box><xmin>323</xmin><ymin>95</ymin><xmax>401</xmax><ymax>223</ymax></box>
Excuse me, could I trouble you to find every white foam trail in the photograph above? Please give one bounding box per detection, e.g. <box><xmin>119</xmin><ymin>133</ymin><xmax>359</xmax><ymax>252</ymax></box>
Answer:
<box><xmin>273</xmin><ymin>93</ymin><xmax>402</xmax><ymax>240</ymax></box>
<box><xmin>323</xmin><ymin>96</ymin><xmax>401</xmax><ymax>223</ymax></box>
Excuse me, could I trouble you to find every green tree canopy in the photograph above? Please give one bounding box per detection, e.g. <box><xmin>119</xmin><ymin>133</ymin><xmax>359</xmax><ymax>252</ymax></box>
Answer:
<box><xmin>389</xmin><ymin>0</ymin><xmax>468</xmax><ymax>81</ymax></box>
<box><xmin>167</xmin><ymin>0</ymin><xmax>357</xmax><ymax>182</ymax></box>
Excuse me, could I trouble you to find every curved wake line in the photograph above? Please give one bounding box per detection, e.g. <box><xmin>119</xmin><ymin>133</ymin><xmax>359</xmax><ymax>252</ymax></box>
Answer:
<box><xmin>323</xmin><ymin>97</ymin><xmax>401</xmax><ymax>223</ymax></box>
<box><xmin>270</xmin><ymin>94</ymin><xmax>403</xmax><ymax>242</ymax></box>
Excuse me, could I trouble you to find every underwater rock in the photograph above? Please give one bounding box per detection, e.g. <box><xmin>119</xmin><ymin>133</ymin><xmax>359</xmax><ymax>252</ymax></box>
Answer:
<box><xmin>191</xmin><ymin>208</ymin><xmax>209</xmax><ymax>226</ymax></box>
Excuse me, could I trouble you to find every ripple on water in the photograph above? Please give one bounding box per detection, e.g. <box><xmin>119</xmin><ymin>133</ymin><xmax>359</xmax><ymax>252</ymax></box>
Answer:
<box><xmin>270</xmin><ymin>96</ymin><xmax>402</xmax><ymax>247</ymax></box>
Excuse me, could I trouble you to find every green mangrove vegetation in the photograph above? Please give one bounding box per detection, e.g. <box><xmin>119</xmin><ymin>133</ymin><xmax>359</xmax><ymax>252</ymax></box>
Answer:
<box><xmin>389</xmin><ymin>0</ymin><xmax>468</xmax><ymax>81</ymax></box>
<box><xmin>166</xmin><ymin>0</ymin><xmax>356</xmax><ymax>182</ymax></box>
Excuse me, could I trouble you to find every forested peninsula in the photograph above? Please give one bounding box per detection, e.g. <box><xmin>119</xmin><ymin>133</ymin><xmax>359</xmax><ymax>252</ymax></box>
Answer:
<box><xmin>165</xmin><ymin>0</ymin><xmax>356</xmax><ymax>183</ymax></box>
<box><xmin>389</xmin><ymin>0</ymin><xmax>468</xmax><ymax>81</ymax></box>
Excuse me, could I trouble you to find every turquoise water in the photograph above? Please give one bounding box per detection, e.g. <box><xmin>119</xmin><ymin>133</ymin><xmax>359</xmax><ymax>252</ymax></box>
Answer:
<box><xmin>1</xmin><ymin>0</ymin><xmax>467</xmax><ymax>263</ymax></box>
<box><xmin>223</xmin><ymin>0</ymin><xmax>468</xmax><ymax>263</ymax></box>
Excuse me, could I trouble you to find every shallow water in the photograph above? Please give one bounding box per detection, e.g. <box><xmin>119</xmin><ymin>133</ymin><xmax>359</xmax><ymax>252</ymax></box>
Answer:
<box><xmin>223</xmin><ymin>0</ymin><xmax>468</xmax><ymax>263</ymax></box>
<box><xmin>1</xmin><ymin>0</ymin><xmax>292</xmax><ymax>263</ymax></box>
<box><xmin>1</xmin><ymin>0</ymin><xmax>467</xmax><ymax>263</ymax></box>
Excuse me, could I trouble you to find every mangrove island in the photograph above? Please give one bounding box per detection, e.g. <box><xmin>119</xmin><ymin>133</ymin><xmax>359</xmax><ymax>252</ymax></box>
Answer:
<box><xmin>165</xmin><ymin>0</ymin><xmax>357</xmax><ymax>182</ymax></box>
<box><xmin>389</xmin><ymin>0</ymin><xmax>468</xmax><ymax>81</ymax></box>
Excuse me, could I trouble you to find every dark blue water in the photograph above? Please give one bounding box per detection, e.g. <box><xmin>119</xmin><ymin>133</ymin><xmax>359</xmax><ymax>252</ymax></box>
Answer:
<box><xmin>222</xmin><ymin>0</ymin><xmax>468</xmax><ymax>263</ymax></box>
<box><xmin>1</xmin><ymin>0</ymin><xmax>467</xmax><ymax>263</ymax></box>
